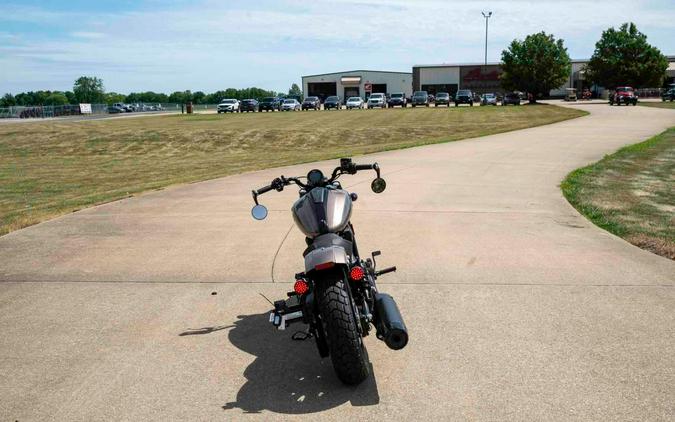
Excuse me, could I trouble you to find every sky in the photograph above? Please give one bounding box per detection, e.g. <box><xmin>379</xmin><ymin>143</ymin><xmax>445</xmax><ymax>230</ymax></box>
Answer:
<box><xmin>1</xmin><ymin>0</ymin><xmax>674</xmax><ymax>95</ymax></box>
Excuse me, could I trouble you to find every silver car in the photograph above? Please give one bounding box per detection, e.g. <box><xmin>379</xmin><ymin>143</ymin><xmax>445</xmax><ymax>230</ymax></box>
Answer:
<box><xmin>367</xmin><ymin>93</ymin><xmax>387</xmax><ymax>109</ymax></box>
<box><xmin>481</xmin><ymin>93</ymin><xmax>498</xmax><ymax>106</ymax></box>
<box><xmin>281</xmin><ymin>99</ymin><xmax>301</xmax><ymax>111</ymax></box>
<box><xmin>346</xmin><ymin>97</ymin><xmax>365</xmax><ymax>109</ymax></box>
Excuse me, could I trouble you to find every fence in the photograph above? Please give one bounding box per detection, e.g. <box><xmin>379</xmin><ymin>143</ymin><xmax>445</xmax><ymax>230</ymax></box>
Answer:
<box><xmin>0</xmin><ymin>103</ymin><xmax>222</xmax><ymax>119</ymax></box>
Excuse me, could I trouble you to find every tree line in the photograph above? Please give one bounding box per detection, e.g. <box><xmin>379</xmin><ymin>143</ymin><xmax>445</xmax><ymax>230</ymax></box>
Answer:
<box><xmin>1</xmin><ymin>23</ymin><xmax>668</xmax><ymax>107</ymax></box>
<box><xmin>0</xmin><ymin>77</ymin><xmax>298</xmax><ymax>107</ymax></box>
<box><xmin>500</xmin><ymin>22</ymin><xmax>668</xmax><ymax>103</ymax></box>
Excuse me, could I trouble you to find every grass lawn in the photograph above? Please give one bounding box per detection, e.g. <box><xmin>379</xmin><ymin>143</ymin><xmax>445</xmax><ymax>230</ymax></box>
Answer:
<box><xmin>562</xmin><ymin>128</ymin><xmax>674</xmax><ymax>260</ymax></box>
<box><xmin>0</xmin><ymin>105</ymin><xmax>585</xmax><ymax>235</ymax></box>
<box><xmin>639</xmin><ymin>101</ymin><xmax>675</xmax><ymax>110</ymax></box>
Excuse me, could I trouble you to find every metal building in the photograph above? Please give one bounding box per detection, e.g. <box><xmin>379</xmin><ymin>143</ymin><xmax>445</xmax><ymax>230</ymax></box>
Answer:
<box><xmin>302</xmin><ymin>70</ymin><xmax>412</xmax><ymax>101</ymax></box>
<box><xmin>414</xmin><ymin>57</ymin><xmax>675</xmax><ymax>98</ymax></box>
<box><xmin>413</xmin><ymin>60</ymin><xmax>598</xmax><ymax>97</ymax></box>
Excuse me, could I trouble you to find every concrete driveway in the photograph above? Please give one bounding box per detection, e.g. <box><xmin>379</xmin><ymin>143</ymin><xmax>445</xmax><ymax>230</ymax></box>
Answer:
<box><xmin>1</xmin><ymin>104</ymin><xmax>674</xmax><ymax>421</ymax></box>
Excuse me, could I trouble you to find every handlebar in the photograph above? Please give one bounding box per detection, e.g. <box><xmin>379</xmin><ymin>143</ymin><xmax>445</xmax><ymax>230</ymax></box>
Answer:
<box><xmin>252</xmin><ymin>159</ymin><xmax>380</xmax><ymax>204</ymax></box>
<box><xmin>255</xmin><ymin>184</ymin><xmax>275</xmax><ymax>195</ymax></box>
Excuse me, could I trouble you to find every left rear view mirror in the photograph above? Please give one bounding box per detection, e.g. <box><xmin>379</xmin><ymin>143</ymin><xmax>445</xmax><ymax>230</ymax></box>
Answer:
<box><xmin>251</xmin><ymin>204</ymin><xmax>268</xmax><ymax>220</ymax></box>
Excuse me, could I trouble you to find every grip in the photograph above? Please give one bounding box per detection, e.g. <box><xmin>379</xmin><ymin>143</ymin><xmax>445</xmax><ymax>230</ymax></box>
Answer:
<box><xmin>256</xmin><ymin>184</ymin><xmax>274</xmax><ymax>195</ymax></box>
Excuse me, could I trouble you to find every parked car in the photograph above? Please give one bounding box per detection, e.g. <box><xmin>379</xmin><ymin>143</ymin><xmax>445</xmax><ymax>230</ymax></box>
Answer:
<box><xmin>481</xmin><ymin>93</ymin><xmax>497</xmax><ymax>106</ymax></box>
<box><xmin>240</xmin><ymin>99</ymin><xmax>259</xmax><ymax>112</ymax></box>
<box><xmin>662</xmin><ymin>88</ymin><xmax>675</xmax><ymax>102</ymax></box>
<box><xmin>281</xmin><ymin>99</ymin><xmax>301</xmax><ymax>111</ymax></box>
<box><xmin>411</xmin><ymin>91</ymin><xmax>429</xmax><ymax>107</ymax></box>
<box><xmin>108</xmin><ymin>105</ymin><xmax>125</xmax><ymax>114</ymax></box>
<box><xmin>113</xmin><ymin>103</ymin><xmax>132</xmax><ymax>112</ymax></box>
<box><xmin>367</xmin><ymin>93</ymin><xmax>387</xmax><ymax>109</ymax></box>
<box><xmin>217</xmin><ymin>99</ymin><xmax>240</xmax><ymax>113</ymax></box>
<box><xmin>388</xmin><ymin>92</ymin><xmax>407</xmax><ymax>108</ymax></box>
<box><xmin>502</xmin><ymin>92</ymin><xmax>521</xmax><ymax>106</ymax></box>
<box><xmin>435</xmin><ymin>92</ymin><xmax>451</xmax><ymax>107</ymax></box>
<box><xmin>609</xmin><ymin>86</ymin><xmax>638</xmax><ymax>106</ymax></box>
<box><xmin>454</xmin><ymin>90</ymin><xmax>474</xmax><ymax>106</ymax></box>
<box><xmin>302</xmin><ymin>96</ymin><xmax>321</xmax><ymax>110</ymax></box>
<box><xmin>346</xmin><ymin>97</ymin><xmax>365</xmax><ymax>109</ymax></box>
<box><xmin>259</xmin><ymin>97</ymin><xmax>282</xmax><ymax>112</ymax></box>
<box><xmin>324</xmin><ymin>96</ymin><xmax>341</xmax><ymax>110</ymax></box>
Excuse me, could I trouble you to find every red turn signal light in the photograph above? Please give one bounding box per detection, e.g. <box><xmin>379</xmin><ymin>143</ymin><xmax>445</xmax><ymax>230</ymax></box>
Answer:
<box><xmin>294</xmin><ymin>279</ymin><xmax>309</xmax><ymax>295</ymax></box>
<box><xmin>350</xmin><ymin>266</ymin><xmax>365</xmax><ymax>281</ymax></box>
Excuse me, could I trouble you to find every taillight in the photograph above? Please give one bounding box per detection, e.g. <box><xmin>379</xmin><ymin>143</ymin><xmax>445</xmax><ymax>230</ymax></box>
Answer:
<box><xmin>294</xmin><ymin>279</ymin><xmax>309</xmax><ymax>295</ymax></box>
<box><xmin>350</xmin><ymin>266</ymin><xmax>365</xmax><ymax>281</ymax></box>
<box><xmin>315</xmin><ymin>262</ymin><xmax>335</xmax><ymax>271</ymax></box>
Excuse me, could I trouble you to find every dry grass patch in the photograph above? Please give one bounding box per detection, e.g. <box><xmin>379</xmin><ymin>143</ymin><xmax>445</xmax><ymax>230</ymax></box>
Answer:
<box><xmin>0</xmin><ymin>105</ymin><xmax>584</xmax><ymax>235</ymax></box>
<box><xmin>562</xmin><ymin>128</ymin><xmax>675</xmax><ymax>259</ymax></box>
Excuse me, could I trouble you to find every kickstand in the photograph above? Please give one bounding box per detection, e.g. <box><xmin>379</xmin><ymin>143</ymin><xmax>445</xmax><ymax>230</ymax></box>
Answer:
<box><xmin>292</xmin><ymin>330</ymin><xmax>313</xmax><ymax>341</ymax></box>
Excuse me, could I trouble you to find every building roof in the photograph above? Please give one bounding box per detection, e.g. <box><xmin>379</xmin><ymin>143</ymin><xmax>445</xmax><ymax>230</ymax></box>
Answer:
<box><xmin>413</xmin><ymin>59</ymin><xmax>593</xmax><ymax>68</ymax></box>
<box><xmin>302</xmin><ymin>69</ymin><xmax>411</xmax><ymax>78</ymax></box>
<box><xmin>414</xmin><ymin>56</ymin><xmax>675</xmax><ymax>69</ymax></box>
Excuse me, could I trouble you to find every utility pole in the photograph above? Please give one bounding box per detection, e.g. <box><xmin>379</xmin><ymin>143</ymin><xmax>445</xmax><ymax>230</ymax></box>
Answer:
<box><xmin>482</xmin><ymin>11</ymin><xmax>492</xmax><ymax>65</ymax></box>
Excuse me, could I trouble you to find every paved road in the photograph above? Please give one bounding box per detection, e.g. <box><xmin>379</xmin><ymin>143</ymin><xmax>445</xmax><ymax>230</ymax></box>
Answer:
<box><xmin>1</xmin><ymin>104</ymin><xmax>674</xmax><ymax>421</ymax></box>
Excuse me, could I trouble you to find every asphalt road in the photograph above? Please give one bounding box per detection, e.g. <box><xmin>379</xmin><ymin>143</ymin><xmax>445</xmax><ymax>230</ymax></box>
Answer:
<box><xmin>1</xmin><ymin>103</ymin><xmax>674</xmax><ymax>421</ymax></box>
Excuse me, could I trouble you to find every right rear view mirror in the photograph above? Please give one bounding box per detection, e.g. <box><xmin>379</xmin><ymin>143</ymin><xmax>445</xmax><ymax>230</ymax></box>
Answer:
<box><xmin>371</xmin><ymin>178</ymin><xmax>386</xmax><ymax>194</ymax></box>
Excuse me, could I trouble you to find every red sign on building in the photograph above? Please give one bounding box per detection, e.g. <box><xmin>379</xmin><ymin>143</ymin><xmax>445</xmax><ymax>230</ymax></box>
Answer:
<box><xmin>364</xmin><ymin>83</ymin><xmax>372</xmax><ymax>92</ymax></box>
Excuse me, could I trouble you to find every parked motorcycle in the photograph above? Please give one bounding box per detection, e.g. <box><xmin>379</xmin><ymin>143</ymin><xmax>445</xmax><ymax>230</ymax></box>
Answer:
<box><xmin>250</xmin><ymin>158</ymin><xmax>408</xmax><ymax>385</ymax></box>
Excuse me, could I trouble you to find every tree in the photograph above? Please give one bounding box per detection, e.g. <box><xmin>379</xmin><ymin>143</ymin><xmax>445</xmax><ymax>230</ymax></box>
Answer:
<box><xmin>65</xmin><ymin>91</ymin><xmax>77</xmax><ymax>104</ymax></box>
<box><xmin>585</xmin><ymin>22</ymin><xmax>668</xmax><ymax>89</ymax></box>
<box><xmin>168</xmin><ymin>90</ymin><xmax>192</xmax><ymax>103</ymax></box>
<box><xmin>1</xmin><ymin>93</ymin><xmax>17</xmax><ymax>107</ymax></box>
<box><xmin>44</xmin><ymin>92</ymin><xmax>69</xmax><ymax>105</ymax></box>
<box><xmin>104</xmin><ymin>92</ymin><xmax>126</xmax><ymax>105</ymax></box>
<box><xmin>73</xmin><ymin>76</ymin><xmax>105</xmax><ymax>103</ymax></box>
<box><xmin>192</xmin><ymin>91</ymin><xmax>206</xmax><ymax>104</ymax></box>
<box><xmin>500</xmin><ymin>32</ymin><xmax>571</xmax><ymax>103</ymax></box>
<box><xmin>288</xmin><ymin>83</ymin><xmax>302</xmax><ymax>97</ymax></box>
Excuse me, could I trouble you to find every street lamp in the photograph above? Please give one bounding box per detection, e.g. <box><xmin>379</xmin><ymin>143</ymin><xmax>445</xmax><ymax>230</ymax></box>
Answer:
<box><xmin>481</xmin><ymin>11</ymin><xmax>492</xmax><ymax>65</ymax></box>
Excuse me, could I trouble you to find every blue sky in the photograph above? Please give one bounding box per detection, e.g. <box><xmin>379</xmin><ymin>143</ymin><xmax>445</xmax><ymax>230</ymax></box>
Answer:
<box><xmin>1</xmin><ymin>0</ymin><xmax>674</xmax><ymax>95</ymax></box>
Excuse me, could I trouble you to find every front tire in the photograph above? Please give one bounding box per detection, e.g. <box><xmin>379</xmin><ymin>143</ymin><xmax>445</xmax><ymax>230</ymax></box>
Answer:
<box><xmin>316</xmin><ymin>271</ymin><xmax>370</xmax><ymax>385</ymax></box>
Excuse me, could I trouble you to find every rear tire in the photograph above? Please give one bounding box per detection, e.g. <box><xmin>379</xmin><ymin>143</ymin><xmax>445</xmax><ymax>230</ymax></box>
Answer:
<box><xmin>316</xmin><ymin>271</ymin><xmax>370</xmax><ymax>385</ymax></box>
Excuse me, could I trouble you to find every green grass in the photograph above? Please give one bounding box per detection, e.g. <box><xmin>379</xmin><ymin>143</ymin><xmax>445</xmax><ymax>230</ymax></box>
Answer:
<box><xmin>0</xmin><ymin>105</ymin><xmax>585</xmax><ymax>235</ymax></box>
<box><xmin>639</xmin><ymin>101</ymin><xmax>675</xmax><ymax>110</ymax></box>
<box><xmin>561</xmin><ymin>128</ymin><xmax>675</xmax><ymax>259</ymax></box>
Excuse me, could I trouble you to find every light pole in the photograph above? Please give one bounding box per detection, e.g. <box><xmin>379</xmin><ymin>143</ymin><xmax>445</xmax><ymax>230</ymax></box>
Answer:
<box><xmin>482</xmin><ymin>11</ymin><xmax>492</xmax><ymax>65</ymax></box>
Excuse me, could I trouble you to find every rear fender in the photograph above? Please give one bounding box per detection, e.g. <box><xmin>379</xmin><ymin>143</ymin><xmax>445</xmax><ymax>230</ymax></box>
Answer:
<box><xmin>304</xmin><ymin>245</ymin><xmax>349</xmax><ymax>273</ymax></box>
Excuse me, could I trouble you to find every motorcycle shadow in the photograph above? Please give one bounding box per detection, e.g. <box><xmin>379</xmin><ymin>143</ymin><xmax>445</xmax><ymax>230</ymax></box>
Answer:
<box><xmin>222</xmin><ymin>312</ymin><xmax>380</xmax><ymax>414</ymax></box>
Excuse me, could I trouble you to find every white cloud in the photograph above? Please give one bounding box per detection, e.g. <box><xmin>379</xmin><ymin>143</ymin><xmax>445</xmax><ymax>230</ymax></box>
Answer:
<box><xmin>0</xmin><ymin>0</ymin><xmax>673</xmax><ymax>94</ymax></box>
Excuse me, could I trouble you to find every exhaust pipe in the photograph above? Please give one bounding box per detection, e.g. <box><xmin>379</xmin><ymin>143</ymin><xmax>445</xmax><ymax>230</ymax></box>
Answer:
<box><xmin>374</xmin><ymin>293</ymin><xmax>408</xmax><ymax>350</ymax></box>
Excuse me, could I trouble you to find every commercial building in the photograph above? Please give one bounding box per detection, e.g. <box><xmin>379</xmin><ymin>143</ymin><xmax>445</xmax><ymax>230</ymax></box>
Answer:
<box><xmin>414</xmin><ymin>56</ymin><xmax>675</xmax><ymax>98</ymax></box>
<box><xmin>413</xmin><ymin>60</ymin><xmax>592</xmax><ymax>97</ymax></box>
<box><xmin>302</xmin><ymin>70</ymin><xmax>412</xmax><ymax>101</ymax></box>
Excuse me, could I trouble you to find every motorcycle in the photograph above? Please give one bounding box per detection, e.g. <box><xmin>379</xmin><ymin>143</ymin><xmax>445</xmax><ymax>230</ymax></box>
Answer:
<box><xmin>250</xmin><ymin>158</ymin><xmax>408</xmax><ymax>385</ymax></box>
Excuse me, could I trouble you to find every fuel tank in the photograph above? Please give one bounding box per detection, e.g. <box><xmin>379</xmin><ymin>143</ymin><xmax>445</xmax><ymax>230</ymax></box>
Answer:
<box><xmin>291</xmin><ymin>187</ymin><xmax>352</xmax><ymax>238</ymax></box>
